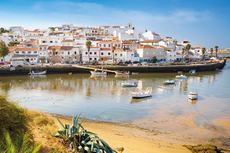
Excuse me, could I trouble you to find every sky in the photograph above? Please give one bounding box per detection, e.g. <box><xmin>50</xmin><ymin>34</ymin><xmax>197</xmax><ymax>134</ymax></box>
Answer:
<box><xmin>0</xmin><ymin>0</ymin><xmax>230</xmax><ymax>49</ymax></box>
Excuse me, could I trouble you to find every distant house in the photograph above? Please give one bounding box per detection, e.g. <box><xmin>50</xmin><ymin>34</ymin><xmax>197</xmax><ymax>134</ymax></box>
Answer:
<box><xmin>137</xmin><ymin>45</ymin><xmax>165</xmax><ymax>62</ymax></box>
<box><xmin>82</xmin><ymin>47</ymin><xmax>100</xmax><ymax>63</ymax></box>
<box><xmin>140</xmin><ymin>40</ymin><xmax>160</xmax><ymax>46</ymax></box>
<box><xmin>13</xmin><ymin>48</ymin><xmax>39</xmax><ymax>64</ymax></box>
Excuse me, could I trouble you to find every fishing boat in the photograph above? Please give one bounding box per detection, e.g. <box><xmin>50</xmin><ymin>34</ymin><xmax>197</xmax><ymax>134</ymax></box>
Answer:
<box><xmin>164</xmin><ymin>80</ymin><xmax>176</xmax><ymax>85</ymax></box>
<box><xmin>189</xmin><ymin>69</ymin><xmax>196</xmax><ymax>74</ymax></box>
<box><xmin>90</xmin><ymin>69</ymin><xmax>107</xmax><ymax>75</ymax></box>
<box><xmin>121</xmin><ymin>82</ymin><xmax>137</xmax><ymax>87</ymax></box>
<box><xmin>131</xmin><ymin>87</ymin><xmax>152</xmax><ymax>98</ymax></box>
<box><xmin>132</xmin><ymin>72</ymin><xmax>139</xmax><ymax>75</ymax></box>
<box><xmin>115</xmin><ymin>71</ymin><xmax>130</xmax><ymax>75</ymax></box>
<box><xmin>175</xmin><ymin>74</ymin><xmax>187</xmax><ymax>79</ymax></box>
<box><xmin>188</xmin><ymin>91</ymin><xmax>198</xmax><ymax>100</ymax></box>
<box><xmin>28</xmin><ymin>70</ymin><xmax>46</xmax><ymax>75</ymax></box>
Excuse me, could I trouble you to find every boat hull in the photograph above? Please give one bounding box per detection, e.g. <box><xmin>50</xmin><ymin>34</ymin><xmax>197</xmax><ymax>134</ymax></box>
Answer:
<box><xmin>121</xmin><ymin>83</ymin><xmax>137</xmax><ymax>87</ymax></box>
<box><xmin>131</xmin><ymin>92</ymin><xmax>152</xmax><ymax>98</ymax></box>
<box><xmin>29</xmin><ymin>71</ymin><xmax>46</xmax><ymax>75</ymax></box>
<box><xmin>90</xmin><ymin>71</ymin><xmax>107</xmax><ymax>75</ymax></box>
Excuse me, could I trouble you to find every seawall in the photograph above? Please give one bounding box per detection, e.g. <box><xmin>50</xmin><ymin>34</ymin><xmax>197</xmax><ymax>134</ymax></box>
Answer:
<box><xmin>0</xmin><ymin>59</ymin><xmax>226</xmax><ymax>76</ymax></box>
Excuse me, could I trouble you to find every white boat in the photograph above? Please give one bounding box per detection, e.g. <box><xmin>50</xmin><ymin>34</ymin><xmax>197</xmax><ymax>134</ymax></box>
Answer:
<box><xmin>131</xmin><ymin>87</ymin><xmax>152</xmax><ymax>98</ymax></box>
<box><xmin>121</xmin><ymin>82</ymin><xmax>137</xmax><ymax>87</ymax></box>
<box><xmin>189</xmin><ymin>69</ymin><xmax>196</xmax><ymax>74</ymax></box>
<box><xmin>132</xmin><ymin>72</ymin><xmax>139</xmax><ymax>75</ymax></box>
<box><xmin>90</xmin><ymin>69</ymin><xmax>107</xmax><ymax>75</ymax></box>
<box><xmin>188</xmin><ymin>91</ymin><xmax>198</xmax><ymax>100</ymax></box>
<box><xmin>175</xmin><ymin>74</ymin><xmax>187</xmax><ymax>79</ymax></box>
<box><xmin>28</xmin><ymin>70</ymin><xmax>46</xmax><ymax>75</ymax></box>
<box><xmin>115</xmin><ymin>71</ymin><xmax>130</xmax><ymax>75</ymax></box>
<box><xmin>164</xmin><ymin>80</ymin><xmax>176</xmax><ymax>85</ymax></box>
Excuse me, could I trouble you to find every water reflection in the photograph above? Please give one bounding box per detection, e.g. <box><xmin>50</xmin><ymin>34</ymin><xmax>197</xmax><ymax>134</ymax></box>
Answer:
<box><xmin>188</xmin><ymin>99</ymin><xmax>198</xmax><ymax>105</ymax></box>
<box><xmin>130</xmin><ymin>97</ymin><xmax>152</xmax><ymax>104</ymax></box>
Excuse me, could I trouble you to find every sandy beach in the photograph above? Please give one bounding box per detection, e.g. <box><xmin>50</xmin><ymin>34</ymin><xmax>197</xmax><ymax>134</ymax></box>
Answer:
<box><xmin>42</xmin><ymin>112</ymin><xmax>230</xmax><ymax>153</ymax></box>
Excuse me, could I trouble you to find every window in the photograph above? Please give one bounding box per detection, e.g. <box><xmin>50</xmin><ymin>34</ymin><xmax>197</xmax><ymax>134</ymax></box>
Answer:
<box><xmin>68</xmin><ymin>52</ymin><xmax>70</xmax><ymax>55</ymax></box>
<box><xmin>115</xmin><ymin>44</ymin><xmax>117</xmax><ymax>47</ymax></box>
<box><xmin>22</xmin><ymin>51</ymin><xmax>25</xmax><ymax>54</ymax></box>
<box><xmin>90</xmin><ymin>52</ymin><xmax>92</xmax><ymax>55</ymax></box>
<box><xmin>55</xmin><ymin>41</ymin><xmax>57</xmax><ymax>43</ymax></box>
<box><xmin>50</xmin><ymin>41</ymin><xmax>53</xmax><ymax>43</ymax></box>
<box><xmin>118</xmin><ymin>44</ymin><xmax>120</xmax><ymax>47</ymax></box>
<box><xmin>28</xmin><ymin>51</ymin><xmax>31</xmax><ymax>54</ymax></box>
<box><xmin>86</xmin><ymin>52</ymin><xmax>88</xmax><ymax>55</ymax></box>
<box><xmin>62</xmin><ymin>52</ymin><xmax>64</xmax><ymax>54</ymax></box>
<box><xmin>170</xmin><ymin>55</ymin><xmax>171</xmax><ymax>57</ymax></box>
<box><xmin>99</xmin><ymin>44</ymin><xmax>101</xmax><ymax>47</ymax></box>
<box><xmin>94</xmin><ymin>52</ymin><xmax>97</xmax><ymax>55</ymax></box>
<box><xmin>131</xmin><ymin>54</ymin><xmax>133</xmax><ymax>57</ymax></box>
<box><xmin>34</xmin><ymin>58</ymin><xmax>36</xmax><ymax>60</ymax></box>
<box><xmin>101</xmin><ymin>52</ymin><xmax>104</xmax><ymax>55</ymax></box>
<box><xmin>104</xmin><ymin>44</ymin><xmax>106</xmax><ymax>47</ymax></box>
<box><xmin>34</xmin><ymin>51</ymin><xmax>37</xmax><ymax>53</ymax></box>
<box><xmin>75</xmin><ymin>52</ymin><xmax>77</xmax><ymax>54</ymax></box>
<box><xmin>115</xmin><ymin>54</ymin><xmax>117</xmax><ymax>57</ymax></box>
<box><xmin>40</xmin><ymin>47</ymin><xmax>42</xmax><ymax>50</ymax></box>
<box><xmin>94</xmin><ymin>58</ymin><xmax>96</xmax><ymax>60</ymax></box>
<box><xmin>95</xmin><ymin>31</ymin><xmax>97</xmax><ymax>33</ymax></box>
<box><xmin>90</xmin><ymin>58</ymin><xmax>92</xmax><ymax>60</ymax></box>
<box><xmin>108</xmin><ymin>52</ymin><xmax>110</xmax><ymax>55</ymax></box>
<box><xmin>120</xmin><ymin>54</ymin><xmax>122</xmax><ymax>57</ymax></box>
<box><xmin>109</xmin><ymin>44</ymin><xmax>110</xmax><ymax>47</ymax></box>
<box><xmin>42</xmin><ymin>41</ymin><xmax>46</xmax><ymax>43</ymax></box>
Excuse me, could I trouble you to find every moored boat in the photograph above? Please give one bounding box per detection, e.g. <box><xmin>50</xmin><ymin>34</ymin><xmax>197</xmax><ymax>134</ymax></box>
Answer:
<box><xmin>28</xmin><ymin>70</ymin><xmax>46</xmax><ymax>75</ymax></box>
<box><xmin>131</xmin><ymin>87</ymin><xmax>152</xmax><ymax>98</ymax></box>
<box><xmin>121</xmin><ymin>82</ymin><xmax>137</xmax><ymax>87</ymax></box>
<box><xmin>188</xmin><ymin>91</ymin><xmax>198</xmax><ymax>100</ymax></box>
<box><xmin>175</xmin><ymin>74</ymin><xmax>187</xmax><ymax>79</ymax></box>
<box><xmin>164</xmin><ymin>80</ymin><xmax>176</xmax><ymax>85</ymax></box>
<box><xmin>115</xmin><ymin>71</ymin><xmax>130</xmax><ymax>75</ymax></box>
<box><xmin>189</xmin><ymin>69</ymin><xmax>196</xmax><ymax>74</ymax></box>
<box><xmin>90</xmin><ymin>69</ymin><xmax>107</xmax><ymax>75</ymax></box>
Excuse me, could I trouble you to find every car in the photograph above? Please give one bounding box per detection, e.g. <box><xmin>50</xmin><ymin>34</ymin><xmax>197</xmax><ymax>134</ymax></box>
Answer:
<box><xmin>0</xmin><ymin>62</ymin><xmax>4</xmax><ymax>65</ymax></box>
<box><xmin>132</xmin><ymin>61</ymin><xmax>140</xmax><ymax>64</ymax></box>
<box><xmin>66</xmin><ymin>61</ymin><xmax>69</xmax><ymax>64</ymax></box>
<box><xmin>125</xmin><ymin>61</ymin><xmax>132</xmax><ymax>64</ymax></box>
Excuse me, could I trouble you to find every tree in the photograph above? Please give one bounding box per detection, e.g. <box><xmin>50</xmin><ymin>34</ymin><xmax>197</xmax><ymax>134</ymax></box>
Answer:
<box><xmin>51</xmin><ymin>48</ymin><xmax>56</xmax><ymax>63</ymax></box>
<box><xmin>215</xmin><ymin>46</ymin><xmax>218</xmax><ymax>57</ymax></box>
<box><xmin>181</xmin><ymin>48</ymin><xmax>185</xmax><ymax>63</ymax></box>
<box><xmin>0</xmin><ymin>40</ymin><xmax>9</xmax><ymax>63</ymax></box>
<box><xmin>86</xmin><ymin>40</ymin><xmax>92</xmax><ymax>64</ymax></box>
<box><xmin>39</xmin><ymin>57</ymin><xmax>46</xmax><ymax>63</ymax></box>
<box><xmin>202</xmin><ymin>47</ymin><xmax>206</xmax><ymax>57</ymax></box>
<box><xmin>51</xmin><ymin>27</ymin><xmax>55</xmax><ymax>33</ymax></box>
<box><xmin>112</xmin><ymin>46</ymin><xmax>116</xmax><ymax>64</ymax></box>
<box><xmin>185</xmin><ymin>44</ymin><xmax>191</xmax><ymax>62</ymax></box>
<box><xmin>210</xmin><ymin>48</ymin><xmax>213</xmax><ymax>57</ymax></box>
<box><xmin>152</xmin><ymin>56</ymin><xmax>157</xmax><ymax>63</ymax></box>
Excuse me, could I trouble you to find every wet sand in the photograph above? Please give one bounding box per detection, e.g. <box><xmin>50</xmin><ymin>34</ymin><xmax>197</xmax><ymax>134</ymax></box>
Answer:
<box><xmin>51</xmin><ymin>112</ymin><xmax>230</xmax><ymax>153</ymax></box>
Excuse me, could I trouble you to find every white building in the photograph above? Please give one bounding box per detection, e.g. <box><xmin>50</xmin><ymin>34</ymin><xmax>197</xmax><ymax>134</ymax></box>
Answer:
<box><xmin>142</xmin><ymin>31</ymin><xmax>161</xmax><ymax>41</ymax></box>
<box><xmin>137</xmin><ymin>45</ymin><xmax>165</xmax><ymax>62</ymax></box>
<box><xmin>82</xmin><ymin>47</ymin><xmax>100</xmax><ymax>63</ymax></box>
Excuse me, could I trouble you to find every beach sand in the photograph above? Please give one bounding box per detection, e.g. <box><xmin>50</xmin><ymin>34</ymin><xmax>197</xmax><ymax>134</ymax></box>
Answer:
<box><xmin>44</xmin><ymin>112</ymin><xmax>230</xmax><ymax>153</ymax></box>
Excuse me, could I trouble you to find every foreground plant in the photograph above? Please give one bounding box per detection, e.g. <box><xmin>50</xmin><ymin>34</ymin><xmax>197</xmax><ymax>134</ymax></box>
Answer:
<box><xmin>55</xmin><ymin>113</ymin><xmax>117</xmax><ymax>153</ymax></box>
<box><xmin>0</xmin><ymin>129</ymin><xmax>42</xmax><ymax>153</ymax></box>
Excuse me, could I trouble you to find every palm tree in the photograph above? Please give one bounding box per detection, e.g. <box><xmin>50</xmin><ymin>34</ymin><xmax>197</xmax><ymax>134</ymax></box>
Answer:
<box><xmin>181</xmin><ymin>48</ymin><xmax>185</xmax><ymax>63</ymax></box>
<box><xmin>112</xmin><ymin>46</ymin><xmax>116</xmax><ymax>64</ymax></box>
<box><xmin>215</xmin><ymin>46</ymin><xmax>218</xmax><ymax>57</ymax></box>
<box><xmin>210</xmin><ymin>48</ymin><xmax>213</xmax><ymax>57</ymax></box>
<box><xmin>51</xmin><ymin>48</ymin><xmax>56</xmax><ymax>63</ymax></box>
<box><xmin>185</xmin><ymin>44</ymin><xmax>191</xmax><ymax>62</ymax></box>
<box><xmin>202</xmin><ymin>47</ymin><xmax>206</xmax><ymax>57</ymax></box>
<box><xmin>86</xmin><ymin>40</ymin><xmax>91</xmax><ymax>64</ymax></box>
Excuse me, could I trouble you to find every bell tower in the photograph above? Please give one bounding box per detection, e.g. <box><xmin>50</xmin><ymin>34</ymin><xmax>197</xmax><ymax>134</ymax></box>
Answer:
<box><xmin>127</xmin><ymin>21</ymin><xmax>132</xmax><ymax>29</ymax></box>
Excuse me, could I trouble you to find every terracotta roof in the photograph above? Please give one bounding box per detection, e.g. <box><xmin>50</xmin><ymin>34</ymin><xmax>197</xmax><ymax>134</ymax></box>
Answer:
<box><xmin>47</xmin><ymin>46</ymin><xmax>61</xmax><ymax>50</ymax></box>
<box><xmin>15</xmin><ymin>48</ymin><xmax>38</xmax><ymax>51</ymax></box>
<box><xmin>76</xmin><ymin>43</ymin><xmax>84</xmax><ymax>45</ymax></box>
<box><xmin>113</xmin><ymin>26</ymin><xmax>120</xmax><ymax>28</ymax></box>
<box><xmin>18</xmin><ymin>36</ymin><xmax>23</xmax><ymax>38</ymax></box>
<box><xmin>153</xmin><ymin>34</ymin><xmax>159</xmax><ymax>36</ymax></box>
<box><xmin>114</xmin><ymin>49</ymin><xmax>124</xmax><ymax>52</ymax></box>
<box><xmin>112</xmin><ymin>37</ymin><xmax>119</xmax><ymax>40</ymax></box>
<box><xmin>102</xmin><ymin>26</ymin><xmax>111</xmax><ymax>28</ymax></box>
<box><xmin>62</xmin><ymin>40</ymin><xmax>74</xmax><ymax>42</ymax></box>
<box><xmin>74</xmin><ymin>36</ymin><xmax>85</xmax><ymax>38</ymax></box>
<box><xmin>60</xmin><ymin>46</ymin><xmax>73</xmax><ymax>50</ymax></box>
<box><xmin>183</xmin><ymin>41</ymin><xmax>189</xmax><ymax>43</ymax></box>
<box><xmin>7</xmin><ymin>33</ymin><xmax>17</xmax><ymax>35</ymax></box>
<box><xmin>153</xmin><ymin>45</ymin><xmax>171</xmax><ymax>49</ymax></box>
<box><xmin>91</xmin><ymin>28</ymin><xmax>99</xmax><ymax>30</ymax></box>
<box><xmin>100</xmin><ymin>48</ymin><xmax>111</xmax><ymax>51</ymax></box>
<box><xmin>99</xmin><ymin>41</ymin><xmax>122</xmax><ymax>44</ymax></box>
<box><xmin>12</xmin><ymin>55</ymin><xmax>38</xmax><ymax>58</ymax></box>
<box><xmin>122</xmin><ymin>42</ymin><xmax>132</xmax><ymax>44</ymax></box>
<box><xmin>49</xmin><ymin>32</ymin><xmax>63</xmax><ymax>36</ymax></box>
<box><xmin>8</xmin><ymin>46</ymin><xmax>18</xmax><ymax>50</ymax></box>
<box><xmin>140</xmin><ymin>40</ymin><xmax>160</xmax><ymax>43</ymax></box>
<box><xmin>27</xmin><ymin>41</ymin><xmax>35</xmax><ymax>43</ymax></box>
<box><xmin>27</xmin><ymin>31</ymin><xmax>39</xmax><ymax>33</ymax></box>
<box><xmin>137</xmin><ymin>45</ymin><xmax>156</xmax><ymax>49</ymax></box>
<box><xmin>194</xmin><ymin>46</ymin><xmax>202</xmax><ymax>49</ymax></box>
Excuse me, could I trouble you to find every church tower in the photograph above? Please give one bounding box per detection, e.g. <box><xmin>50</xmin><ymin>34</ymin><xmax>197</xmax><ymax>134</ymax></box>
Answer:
<box><xmin>127</xmin><ymin>21</ymin><xmax>132</xmax><ymax>29</ymax></box>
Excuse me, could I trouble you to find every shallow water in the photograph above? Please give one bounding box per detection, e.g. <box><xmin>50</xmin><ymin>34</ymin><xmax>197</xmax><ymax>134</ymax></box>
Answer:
<box><xmin>0</xmin><ymin>61</ymin><xmax>230</xmax><ymax>124</ymax></box>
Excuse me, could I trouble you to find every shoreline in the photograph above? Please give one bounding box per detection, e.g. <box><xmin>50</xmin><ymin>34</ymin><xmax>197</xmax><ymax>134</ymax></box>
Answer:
<box><xmin>48</xmin><ymin>112</ymin><xmax>230</xmax><ymax>152</ymax></box>
<box><xmin>0</xmin><ymin>59</ymin><xmax>226</xmax><ymax>77</ymax></box>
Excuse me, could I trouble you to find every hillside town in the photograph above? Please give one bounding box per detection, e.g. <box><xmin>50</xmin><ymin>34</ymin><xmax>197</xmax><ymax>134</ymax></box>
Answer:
<box><xmin>0</xmin><ymin>21</ymin><xmax>214</xmax><ymax>65</ymax></box>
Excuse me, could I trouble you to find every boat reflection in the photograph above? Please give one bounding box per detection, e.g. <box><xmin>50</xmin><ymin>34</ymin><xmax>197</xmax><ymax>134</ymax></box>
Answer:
<box><xmin>188</xmin><ymin>99</ymin><xmax>198</xmax><ymax>105</ymax></box>
<box><xmin>115</xmin><ymin>74</ymin><xmax>129</xmax><ymax>78</ymax></box>
<box><xmin>130</xmin><ymin>96</ymin><xmax>152</xmax><ymax>104</ymax></box>
<box><xmin>29</xmin><ymin>75</ymin><xmax>46</xmax><ymax>78</ymax></box>
<box><xmin>90</xmin><ymin>75</ymin><xmax>107</xmax><ymax>81</ymax></box>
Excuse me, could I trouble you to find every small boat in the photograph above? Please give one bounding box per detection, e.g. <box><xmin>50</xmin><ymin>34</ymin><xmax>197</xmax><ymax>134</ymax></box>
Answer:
<box><xmin>188</xmin><ymin>91</ymin><xmax>198</xmax><ymax>100</ymax></box>
<box><xmin>175</xmin><ymin>74</ymin><xmax>187</xmax><ymax>79</ymax></box>
<box><xmin>164</xmin><ymin>80</ymin><xmax>176</xmax><ymax>85</ymax></box>
<box><xmin>28</xmin><ymin>70</ymin><xmax>46</xmax><ymax>75</ymax></box>
<box><xmin>189</xmin><ymin>69</ymin><xmax>196</xmax><ymax>74</ymax></box>
<box><xmin>131</xmin><ymin>87</ymin><xmax>152</xmax><ymax>98</ymax></box>
<box><xmin>90</xmin><ymin>69</ymin><xmax>107</xmax><ymax>75</ymax></box>
<box><xmin>132</xmin><ymin>72</ymin><xmax>139</xmax><ymax>75</ymax></box>
<box><xmin>115</xmin><ymin>71</ymin><xmax>130</xmax><ymax>75</ymax></box>
<box><xmin>121</xmin><ymin>82</ymin><xmax>137</xmax><ymax>87</ymax></box>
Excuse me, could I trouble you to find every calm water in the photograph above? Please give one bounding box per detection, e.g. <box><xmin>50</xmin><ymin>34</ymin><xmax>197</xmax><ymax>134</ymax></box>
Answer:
<box><xmin>0</xmin><ymin>60</ymin><xmax>230</xmax><ymax>123</ymax></box>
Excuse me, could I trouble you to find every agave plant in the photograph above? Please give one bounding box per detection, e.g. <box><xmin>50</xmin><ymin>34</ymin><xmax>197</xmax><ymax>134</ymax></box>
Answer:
<box><xmin>55</xmin><ymin>113</ymin><xmax>117</xmax><ymax>153</ymax></box>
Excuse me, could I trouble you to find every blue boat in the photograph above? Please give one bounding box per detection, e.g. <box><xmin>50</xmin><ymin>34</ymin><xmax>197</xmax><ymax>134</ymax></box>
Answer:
<box><xmin>189</xmin><ymin>69</ymin><xmax>196</xmax><ymax>74</ymax></box>
<box><xmin>164</xmin><ymin>80</ymin><xmax>176</xmax><ymax>85</ymax></box>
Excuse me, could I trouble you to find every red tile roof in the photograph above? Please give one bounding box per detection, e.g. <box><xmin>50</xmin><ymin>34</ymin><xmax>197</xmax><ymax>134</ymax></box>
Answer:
<box><xmin>62</xmin><ymin>40</ymin><xmax>74</xmax><ymax>42</ymax></box>
<box><xmin>140</xmin><ymin>40</ymin><xmax>160</xmax><ymax>43</ymax></box>
<box><xmin>47</xmin><ymin>46</ymin><xmax>61</xmax><ymax>50</ymax></box>
<box><xmin>137</xmin><ymin>45</ymin><xmax>156</xmax><ymax>49</ymax></box>
<box><xmin>15</xmin><ymin>48</ymin><xmax>38</xmax><ymax>51</ymax></box>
